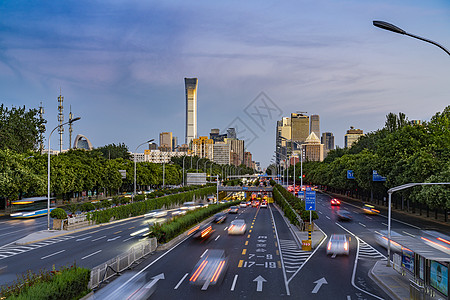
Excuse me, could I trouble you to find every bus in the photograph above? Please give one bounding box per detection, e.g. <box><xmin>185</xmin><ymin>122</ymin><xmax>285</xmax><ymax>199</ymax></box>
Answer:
<box><xmin>10</xmin><ymin>197</ymin><xmax>56</xmax><ymax>218</ymax></box>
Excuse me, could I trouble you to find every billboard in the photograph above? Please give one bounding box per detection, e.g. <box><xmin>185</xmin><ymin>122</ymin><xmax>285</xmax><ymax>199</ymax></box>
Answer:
<box><xmin>186</xmin><ymin>173</ymin><xmax>207</xmax><ymax>185</ymax></box>
<box><xmin>401</xmin><ymin>248</ymin><xmax>414</xmax><ymax>273</ymax></box>
<box><xmin>430</xmin><ymin>261</ymin><xmax>448</xmax><ymax>296</ymax></box>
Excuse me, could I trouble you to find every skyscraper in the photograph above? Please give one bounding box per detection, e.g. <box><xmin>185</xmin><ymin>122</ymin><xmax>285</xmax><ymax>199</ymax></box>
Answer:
<box><xmin>276</xmin><ymin>117</ymin><xmax>291</xmax><ymax>164</ymax></box>
<box><xmin>310</xmin><ymin>114</ymin><xmax>320</xmax><ymax>137</ymax></box>
<box><xmin>185</xmin><ymin>78</ymin><xmax>198</xmax><ymax>145</ymax></box>
<box><xmin>159</xmin><ymin>132</ymin><xmax>173</xmax><ymax>152</ymax></box>
<box><xmin>321</xmin><ymin>132</ymin><xmax>335</xmax><ymax>153</ymax></box>
<box><xmin>344</xmin><ymin>126</ymin><xmax>364</xmax><ymax>148</ymax></box>
<box><xmin>290</xmin><ymin>113</ymin><xmax>309</xmax><ymax>148</ymax></box>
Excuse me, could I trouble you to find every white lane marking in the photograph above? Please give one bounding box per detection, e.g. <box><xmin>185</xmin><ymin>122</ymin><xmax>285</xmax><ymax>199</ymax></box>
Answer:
<box><xmin>92</xmin><ymin>236</ymin><xmax>106</xmax><ymax>242</ymax></box>
<box><xmin>200</xmin><ymin>249</ymin><xmax>208</xmax><ymax>258</ymax></box>
<box><xmin>215</xmin><ymin>235</ymin><xmax>220</xmax><ymax>241</ymax></box>
<box><xmin>318</xmin><ymin>211</ymin><xmax>323</xmax><ymax>214</ymax></box>
<box><xmin>347</xmin><ymin>296</ymin><xmax>351</xmax><ymax>300</ymax></box>
<box><xmin>365</xmin><ymin>216</ymin><xmax>373</xmax><ymax>220</ymax></box>
<box><xmin>123</xmin><ymin>237</ymin><xmax>134</xmax><ymax>242</ymax></box>
<box><xmin>41</xmin><ymin>249</ymin><xmax>65</xmax><ymax>260</ymax></box>
<box><xmin>326</xmin><ymin>216</ymin><xmax>330</xmax><ymax>220</ymax></box>
<box><xmin>382</xmin><ymin>223</ymin><xmax>388</xmax><ymax>226</ymax></box>
<box><xmin>402</xmin><ymin>231</ymin><xmax>416</xmax><ymax>238</ymax></box>
<box><xmin>358</xmin><ymin>223</ymin><xmax>366</xmax><ymax>227</ymax></box>
<box><xmin>224</xmin><ymin>227</ymin><xmax>228</xmax><ymax>231</ymax></box>
<box><xmin>81</xmin><ymin>250</ymin><xmax>102</xmax><ymax>260</ymax></box>
<box><xmin>174</xmin><ymin>273</ymin><xmax>189</xmax><ymax>290</ymax></box>
<box><xmin>231</xmin><ymin>274</ymin><xmax>238</xmax><ymax>291</ymax></box>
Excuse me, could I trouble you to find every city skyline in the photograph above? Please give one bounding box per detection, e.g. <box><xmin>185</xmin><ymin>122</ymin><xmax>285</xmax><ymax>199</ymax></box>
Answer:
<box><xmin>1</xmin><ymin>1</ymin><xmax>450</xmax><ymax>168</ymax></box>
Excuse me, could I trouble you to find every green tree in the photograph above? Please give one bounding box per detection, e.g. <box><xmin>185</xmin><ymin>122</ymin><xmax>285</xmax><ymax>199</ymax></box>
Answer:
<box><xmin>93</xmin><ymin>143</ymin><xmax>131</xmax><ymax>160</ymax></box>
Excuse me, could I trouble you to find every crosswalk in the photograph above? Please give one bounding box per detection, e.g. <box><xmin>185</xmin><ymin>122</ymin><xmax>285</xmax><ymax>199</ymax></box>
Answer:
<box><xmin>279</xmin><ymin>239</ymin><xmax>311</xmax><ymax>278</ymax></box>
<box><xmin>0</xmin><ymin>235</ymin><xmax>75</xmax><ymax>260</ymax></box>
<box><xmin>357</xmin><ymin>238</ymin><xmax>386</xmax><ymax>260</ymax></box>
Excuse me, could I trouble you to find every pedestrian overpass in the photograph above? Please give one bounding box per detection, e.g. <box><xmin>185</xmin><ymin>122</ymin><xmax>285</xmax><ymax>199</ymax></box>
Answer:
<box><xmin>218</xmin><ymin>186</ymin><xmax>273</xmax><ymax>192</ymax></box>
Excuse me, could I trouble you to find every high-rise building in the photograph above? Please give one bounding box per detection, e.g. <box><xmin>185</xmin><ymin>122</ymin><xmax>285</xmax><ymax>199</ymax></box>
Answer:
<box><xmin>185</xmin><ymin>78</ymin><xmax>198</xmax><ymax>145</ymax></box>
<box><xmin>210</xmin><ymin>128</ymin><xmax>226</xmax><ymax>143</ymax></box>
<box><xmin>213</xmin><ymin>142</ymin><xmax>230</xmax><ymax>165</ymax></box>
<box><xmin>244</xmin><ymin>152</ymin><xmax>253</xmax><ymax>168</ymax></box>
<box><xmin>290</xmin><ymin>113</ymin><xmax>309</xmax><ymax>148</ymax></box>
<box><xmin>159</xmin><ymin>132</ymin><xmax>173</xmax><ymax>152</ymax></box>
<box><xmin>226</xmin><ymin>138</ymin><xmax>244</xmax><ymax>165</ymax></box>
<box><xmin>344</xmin><ymin>126</ymin><xmax>364</xmax><ymax>148</ymax></box>
<box><xmin>192</xmin><ymin>136</ymin><xmax>214</xmax><ymax>160</ymax></box>
<box><xmin>310</xmin><ymin>114</ymin><xmax>320</xmax><ymax>137</ymax></box>
<box><xmin>227</xmin><ymin>128</ymin><xmax>237</xmax><ymax>139</ymax></box>
<box><xmin>321</xmin><ymin>132</ymin><xmax>335</xmax><ymax>155</ymax></box>
<box><xmin>149</xmin><ymin>143</ymin><xmax>158</xmax><ymax>150</ymax></box>
<box><xmin>276</xmin><ymin>117</ymin><xmax>291</xmax><ymax>164</ymax></box>
<box><xmin>172</xmin><ymin>136</ymin><xmax>178</xmax><ymax>151</ymax></box>
<box><xmin>304</xmin><ymin>132</ymin><xmax>324</xmax><ymax>162</ymax></box>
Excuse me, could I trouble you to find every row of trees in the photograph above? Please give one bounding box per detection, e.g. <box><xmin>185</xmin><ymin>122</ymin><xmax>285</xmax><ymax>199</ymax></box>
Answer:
<box><xmin>284</xmin><ymin>106</ymin><xmax>450</xmax><ymax>212</ymax></box>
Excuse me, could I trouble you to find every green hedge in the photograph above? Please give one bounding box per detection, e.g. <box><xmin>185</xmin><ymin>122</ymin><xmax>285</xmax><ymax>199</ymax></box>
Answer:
<box><xmin>87</xmin><ymin>186</ymin><xmax>216</xmax><ymax>224</ymax></box>
<box><xmin>273</xmin><ymin>187</ymin><xmax>300</xmax><ymax>226</ymax></box>
<box><xmin>1</xmin><ymin>265</ymin><xmax>90</xmax><ymax>300</ymax></box>
<box><xmin>150</xmin><ymin>200</ymin><xmax>240</xmax><ymax>243</ymax></box>
<box><xmin>273</xmin><ymin>184</ymin><xmax>318</xmax><ymax>225</ymax></box>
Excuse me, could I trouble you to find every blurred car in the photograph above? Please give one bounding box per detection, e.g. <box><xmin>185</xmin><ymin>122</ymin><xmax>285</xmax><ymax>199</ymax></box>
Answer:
<box><xmin>229</xmin><ymin>206</ymin><xmax>239</xmax><ymax>214</ymax></box>
<box><xmin>213</xmin><ymin>212</ymin><xmax>227</xmax><ymax>224</ymax></box>
<box><xmin>374</xmin><ymin>230</ymin><xmax>402</xmax><ymax>253</ymax></box>
<box><xmin>240</xmin><ymin>201</ymin><xmax>247</xmax><ymax>208</ymax></box>
<box><xmin>246</xmin><ymin>201</ymin><xmax>252</xmax><ymax>206</ymax></box>
<box><xmin>260</xmin><ymin>201</ymin><xmax>268</xmax><ymax>208</ymax></box>
<box><xmin>144</xmin><ymin>209</ymin><xmax>167</xmax><ymax>218</ymax></box>
<box><xmin>362</xmin><ymin>204</ymin><xmax>379</xmax><ymax>215</ymax></box>
<box><xmin>189</xmin><ymin>249</ymin><xmax>228</xmax><ymax>289</ymax></box>
<box><xmin>228</xmin><ymin>219</ymin><xmax>247</xmax><ymax>235</ymax></box>
<box><xmin>336</xmin><ymin>210</ymin><xmax>352</xmax><ymax>221</ymax></box>
<box><xmin>326</xmin><ymin>234</ymin><xmax>349</xmax><ymax>256</ymax></box>
<box><xmin>330</xmin><ymin>198</ymin><xmax>341</xmax><ymax>206</ymax></box>
<box><xmin>252</xmin><ymin>201</ymin><xmax>259</xmax><ymax>207</ymax></box>
<box><xmin>181</xmin><ymin>202</ymin><xmax>199</xmax><ymax>211</ymax></box>
<box><xmin>190</xmin><ymin>224</ymin><xmax>214</xmax><ymax>239</ymax></box>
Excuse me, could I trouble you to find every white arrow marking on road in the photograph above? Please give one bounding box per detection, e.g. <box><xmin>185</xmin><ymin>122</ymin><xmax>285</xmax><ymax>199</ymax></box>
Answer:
<box><xmin>143</xmin><ymin>273</ymin><xmax>165</xmax><ymax>291</ymax></box>
<box><xmin>76</xmin><ymin>236</ymin><xmax>92</xmax><ymax>241</ymax></box>
<box><xmin>253</xmin><ymin>275</ymin><xmax>267</xmax><ymax>292</ymax></box>
<box><xmin>311</xmin><ymin>277</ymin><xmax>328</xmax><ymax>293</ymax></box>
<box><xmin>107</xmin><ymin>236</ymin><xmax>121</xmax><ymax>242</ymax></box>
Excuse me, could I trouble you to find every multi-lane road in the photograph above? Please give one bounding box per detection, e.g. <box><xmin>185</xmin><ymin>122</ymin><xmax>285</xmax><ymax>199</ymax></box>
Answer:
<box><xmin>1</xmin><ymin>191</ymin><xmax>449</xmax><ymax>299</ymax></box>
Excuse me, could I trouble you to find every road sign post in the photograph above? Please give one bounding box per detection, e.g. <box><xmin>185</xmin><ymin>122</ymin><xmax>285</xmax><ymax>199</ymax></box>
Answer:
<box><xmin>305</xmin><ymin>187</ymin><xmax>316</xmax><ymax>243</ymax></box>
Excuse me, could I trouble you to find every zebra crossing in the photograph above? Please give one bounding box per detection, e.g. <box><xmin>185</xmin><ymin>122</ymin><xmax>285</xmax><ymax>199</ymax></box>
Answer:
<box><xmin>357</xmin><ymin>238</ymin><xmax>386</xmax><ymax>260</ymax></box>
<box><xmin>0</xmin><ymin>235</ymin><xmax>75</xmax><ymax>260</ymax></box>
<box><xmin>279</xmin><ymin>239</ymin><xmax>311</xmax><ymax>278</ymax></box>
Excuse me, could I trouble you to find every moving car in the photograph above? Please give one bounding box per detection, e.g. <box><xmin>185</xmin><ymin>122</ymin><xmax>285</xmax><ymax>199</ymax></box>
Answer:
<box><xmin>362</xmin><ymin>204</ymin><xmax>380</xmax><ymax>215</ymax></box>
<box><xmin>190</xmin><ymin>224</ymin><xmax>214</xmax><ymax>239</ymax></box>
<box><xmin>189</xmin><ymin>249</ymin><xmax>228</xmax><ymax>289</ymax></box>
<box><xmin>260</xmin><ymin>201</ymin><xmax>268</xmax><ymax>208</ymax></box>
<box><xmin>229</xmin><ymin>206</ymin><xmax>239</xmax><ymax>214</ymax></box>
<box><xmin>326</xmin><ymin>234</ymin><xmax>350</xmax><ymax>256</ymax></box>
<box><xmin>330</xmin><ymin>198</ymin><xmax>341</xmax><ymax>206</ymax></box>
<box><xmin>213</xmin><ymin>212</ymin><xmax>227</xmax><ymax>224</ymax></box>
<box><xmin>252</xmin><ymin>201</ymin><xmax>259</xmax><ymax>207</ymax></box>
<box><xmin>336</xmin><ymin>210</ymin><xmax>352</xmax><ymax>221</ymax></box>
<box><xmin>144</xmin><ymin>209</ymin><xmax>167</xmax><ymax>218</ymax></box>
<box><xmin>228</xmin><ymin>219</ymin><xmax>247</xmax><ymax>235</ymax></box>
<box><xmin>240</xmin><ymin>201</ymin><xmax>248</xmax><ymax>208</ymax></box>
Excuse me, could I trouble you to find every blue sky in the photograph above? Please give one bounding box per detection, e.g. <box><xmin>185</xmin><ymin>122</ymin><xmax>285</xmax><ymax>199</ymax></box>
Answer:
<box><xmin>1</xmin><ymin>0</ymin><xmax>450</xmax><ymax>168</ymax></box>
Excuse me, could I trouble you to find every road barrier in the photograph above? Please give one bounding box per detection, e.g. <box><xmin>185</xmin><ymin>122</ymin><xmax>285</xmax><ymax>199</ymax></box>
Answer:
<box><xmin>89</xmin><ymin>237</ymin><xmax>157</xmax><ymax>289</ymax></box>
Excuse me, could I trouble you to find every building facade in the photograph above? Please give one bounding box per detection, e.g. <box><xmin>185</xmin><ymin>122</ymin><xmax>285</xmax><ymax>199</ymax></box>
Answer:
<box><xmin>192</xmin><ymin>136</ymin><xmax>214</xmax><ymax>160</ymax></box>
<box><xmin>226</xmin><ymin>138</ymin><xmax>244</xmax><ymax>165</ymax></box>
<box><xmin>159</xmin><ymin>132</ymin><xmax>173</xmax><ymax>151</ymax></box>
<box><xmin>143</xmin><ymin>150</ymin><xmax>188</xmax><ymax>163</ymax></box>
<box><xmin>321</xmin><ymin>132</ymin><xmax>335</xmax><ymax>156</ymax></box>
<box><xmin>243</xmin><ymin>152</ymin><xmax>254</xmax><ymax>169</ymax></box>
<box><xmin>344</xmin><ymin>126</ymin><xmax>364</xmax><ymax>148</ymax></box>
<box><xmin>185</xmin><ymin>78</ymin><xmax>198</xmax><ymax>145</ymax></box>
<box><xmin>310</xmin><ymin>114</ymin><xmax>320</xmax><ymax>137</ymax></box>
<box><xmin>213</xmin><ymin>143</ymin><xmax>231</xmax><ymax>165</ymax></box>
<box><xmin>291</xmin><ymin>113</ymin><xmax>309</xmax><ymax>147</ymax></box>
<box><xmin>303</xmin><ymin>132</ymin><xmax>324</xmax><ymax>162</ymax></box>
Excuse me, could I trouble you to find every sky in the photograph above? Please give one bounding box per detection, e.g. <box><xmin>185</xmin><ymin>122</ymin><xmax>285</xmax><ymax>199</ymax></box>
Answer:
<box><xmin>1</xmin><ymin>0</ymin><xmax>450</xmax><ymax>168</ymax></box>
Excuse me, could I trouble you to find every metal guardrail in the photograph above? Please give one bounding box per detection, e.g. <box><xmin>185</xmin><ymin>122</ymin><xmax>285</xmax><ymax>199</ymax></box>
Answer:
<box><xmin>89</xmin><ymin>237</ymin><xmax>157</xmax><ymax>289</ymax></box>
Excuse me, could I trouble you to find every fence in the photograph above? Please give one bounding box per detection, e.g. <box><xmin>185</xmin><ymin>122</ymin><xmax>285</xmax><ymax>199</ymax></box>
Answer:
<box><xmin>89</xmin><ymin>237</ymin><xmax>157</xmax><ymax>289</ymax></box>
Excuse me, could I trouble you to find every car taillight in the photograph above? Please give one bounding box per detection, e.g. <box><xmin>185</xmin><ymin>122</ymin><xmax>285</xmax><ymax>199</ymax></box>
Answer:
<box><xmin>327</xmin><ymin>241</ymin><xmax>332</xmax><ymax>251</ymax></box>
<box><xmin>229</xmin><ymin>225</ymin><xmax>234</xmax><ymax>231</ymax></box>
<box><xmin>240</xmin><ymin>225</ymin><xmax>245</xmax><ymax>231</ymax></box>
<box><xmin>344</xmin><ymin>242</ymin><xmax>348</xmax><ymax>251</ymax></box>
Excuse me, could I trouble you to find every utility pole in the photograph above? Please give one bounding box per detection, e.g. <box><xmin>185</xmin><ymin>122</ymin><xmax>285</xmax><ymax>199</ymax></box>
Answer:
<box><xmin>57</xmin><ymin>90</ymin><xmax>64</xmax><ymax>153</ymax></box>
<box><xmin>38</xmin><ymin>102</ymin><xmax>45</xmax><ymax>155</ymax></box>
<box><xmin>68</xmin><ymin>105</ymin><xmax>73</xmax><ymax>149</ymax></box>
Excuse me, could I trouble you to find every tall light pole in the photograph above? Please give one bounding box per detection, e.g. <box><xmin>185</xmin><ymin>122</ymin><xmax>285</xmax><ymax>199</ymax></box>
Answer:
<box><xmin>373</xmin><ymin>21</ymin><xmax>450</xmax><ymax>56</ymax></box>
<box><xmin>182</xmin><ymin>155</ymin><xmax>188</xmax><ymax>186</ymax></box>
<box><xmin>134</xmin><ymin>139</ymin><xmax>154</xmax><ymax>199</ymax></box>
<box><xmin>47</xmin><ymin>117</ymin><xmax>80</xmax><ymax>230</ymax></box>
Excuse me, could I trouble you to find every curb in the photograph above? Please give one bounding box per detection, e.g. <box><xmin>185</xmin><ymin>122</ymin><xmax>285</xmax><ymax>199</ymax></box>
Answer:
<box><xmin>369</xmin><ymin>261</ymin><xmax>403</xmax><ymax>300</ymax></box>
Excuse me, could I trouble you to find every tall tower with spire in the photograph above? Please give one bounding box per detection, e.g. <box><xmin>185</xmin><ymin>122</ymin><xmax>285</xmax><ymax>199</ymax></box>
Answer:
<box><xmin>57</xmin><ymin>90</ymin><xmax>64</xmax><ymax>153</ymax></box>
<box><xmin>69</xmin><ymin>105</ymin><xmax>73</xmax><ymax>149</ymax></box>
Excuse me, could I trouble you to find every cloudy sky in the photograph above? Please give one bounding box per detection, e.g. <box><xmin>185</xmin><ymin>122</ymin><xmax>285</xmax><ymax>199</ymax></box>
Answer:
<box><xmin>1</xmin><ymin>0</ymin><xmax>450</xmax><ymax>167</ymax></box>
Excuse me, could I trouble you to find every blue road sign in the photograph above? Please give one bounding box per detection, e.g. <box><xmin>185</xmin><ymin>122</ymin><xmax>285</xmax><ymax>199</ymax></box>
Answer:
<box><xmin>372</xmin><ymin>170</ymin><xmax>386</xmax><ymax>182</ymax></box>
<box><xmin>305</xmin><ymin>188</ymin><xmax>316</xmax><ymax>211</ymax></box>
<box><xmin>347</xmin><ymin>170</ymin><xmax>355</xmax><ymax>179</ymax></box>
<box><xmin>243</xmin><ymin>186</ymin><xmax>248</xmax><ymax>190</ymax></box>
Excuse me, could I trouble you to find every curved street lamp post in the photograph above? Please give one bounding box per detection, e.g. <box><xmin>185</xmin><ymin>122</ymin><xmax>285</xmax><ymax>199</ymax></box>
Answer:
<box><xmin>134</xmin><ymin>139</ymin><xmax>154</xmax><ymax>199</ymax></box>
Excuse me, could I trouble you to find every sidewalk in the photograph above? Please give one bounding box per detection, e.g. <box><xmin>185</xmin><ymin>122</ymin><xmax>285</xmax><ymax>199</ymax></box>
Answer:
<box><xmin>370</xmin><ymin>261</ymin><xmax>411</xmax><ymax>300</ymax></box>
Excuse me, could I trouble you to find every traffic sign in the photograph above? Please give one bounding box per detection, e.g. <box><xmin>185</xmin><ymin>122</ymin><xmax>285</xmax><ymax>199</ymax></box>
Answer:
<box><xmin>305</xmin><ymin>187</ymin><xmax>316</xmax><ymax>211</ymax></box>
<box><xmin>347</xmin><ymin>170</ymin><xmax>355</xmax><ymax>179</ymax></box>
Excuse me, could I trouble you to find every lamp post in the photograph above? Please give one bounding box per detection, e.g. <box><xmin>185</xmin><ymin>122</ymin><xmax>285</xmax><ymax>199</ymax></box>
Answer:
<box><xmin>47</xmin><ymin>117</ymin><xmax>80</xmax><ymax>230</ymax></box>
<box><xmin>134</xmin><ymin>139</ymin><xmax>154</xmax><ymax>199</ymax></box>
<box><xmin>373</xmin><ymin>21</ymin><xmax>450</xmax><ymax>56</ymax></box>
<box><xmin>196</xmin><ymin>158</ymin><xmax>201</xmax><ymax>173</ymax></box>
<box><xmin>182</xmin><ymin>155</ymin><xmax>188</xmax><ymax>186</ymax></box>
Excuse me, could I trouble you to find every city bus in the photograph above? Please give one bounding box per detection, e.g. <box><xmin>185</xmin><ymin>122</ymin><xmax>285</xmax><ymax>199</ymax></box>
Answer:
<box><xmin>10</xmin><ymin>197</ymin><xmax>56</xmax><ymax>218</ymax></box>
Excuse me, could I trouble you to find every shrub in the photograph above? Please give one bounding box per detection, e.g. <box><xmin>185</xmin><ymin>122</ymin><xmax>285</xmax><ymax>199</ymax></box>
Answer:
<box><xmin>80</xmin><ymin>202</ymin><xmax>95</xmax><ymax>212</ymax></box>
<box><xmin>50</xmin><ymin>208</ymin><xmax>67</xmax><ymax>219</ymax></box>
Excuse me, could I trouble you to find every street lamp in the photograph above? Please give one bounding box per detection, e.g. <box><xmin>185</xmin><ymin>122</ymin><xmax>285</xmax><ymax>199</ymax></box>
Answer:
<box><xmin>47</xmin><ymin>117</ymin><xmax>80</xmax><ymax>230</ymax></box>
<box><xmin>134</xmin><ymin>139</ymin><xmax>154</xmax><ymax>199</ymax></box>
<box><xmin>182</xmin><ymin>155</ymin><xmax>188</xmax><ymax>186</ymax></box>
<box><xmin>373</xmin><ymin>21</ymin><xmax>450</xmax><ymax>56</ymax></box>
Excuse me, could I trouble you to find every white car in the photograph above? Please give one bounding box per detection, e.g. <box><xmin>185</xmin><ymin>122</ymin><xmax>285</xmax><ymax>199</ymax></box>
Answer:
<box><xmin>326</xmin><ymin>234</ymin><xmax>349</xmax><ymax>256</ymax></box>
<box><xmin>260</xmin><ymin>201</ymin><xmax>268</xmax><ymax>208</ymax></box>
<box><xmin>228</xmin><ymin>219</ymin><xmax>247</xmax><ymax>235</ymax></box>
<box><xmin>240</xmin><ymin>201</ymin><xmax>247</xmax><ymax>208</ymax></box>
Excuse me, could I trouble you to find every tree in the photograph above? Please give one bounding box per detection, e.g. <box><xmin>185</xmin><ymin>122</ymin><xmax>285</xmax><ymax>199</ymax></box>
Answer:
<box><xmin>0</xmin><ymin>105</ymin><xmax>46</xmax><ymax>153</ymax></box>
<box><xmin>93</xmin><ymin>143</ymin><xmax>131</xmax><ymax>160</ymax></box>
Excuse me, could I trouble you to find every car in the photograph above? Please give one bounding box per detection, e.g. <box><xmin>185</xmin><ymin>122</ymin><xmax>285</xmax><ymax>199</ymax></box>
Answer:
<box><xmin>144</xmin><ymin>209</ymin><xmax>167</xmax><ymax>218</ymax></box>
<box><xmin>190</xmin><ymin>224</ymin><xmax>214</xmax><ymax>239</ymax></box>
<box><xmin>362</xmin><ymin>204</ymin><xmax>379</xmax><ymax>215</ymax></box>
<box><xmin>189</xmin><ymin>249</ymin><xmax>228</xmax><ymax>289</ymax></box>
<box><xmin>326</xmin><ymin>234</ymin><xmax>350</xmax><ymax>256</ymax></box>
<box><xmin>260</xmin><ymin>201</ymin><xmax>268</xmax><ymax>208</ymax></box>
<box><xmin>252</xmin><ymin>201</ymin><xmax>259</xmax><ymax>207</ymax></box>
<box><xmin>240</xmin><ymin>201</ymin><xmax>247</xmax><ymax>208</ymax></box>
<box><xmin>229</xmin><ymin>206</ymin><xmax>239</xmax><ymax>214</ymax></box>
<box><xmin>246</xmin><ymin>201</ymin><xmax>252</xmax><ymax>206</ymax></box>
<box><xmin>228</xmin><ymin>219</ymin><xmax>247</xmax><ymax>235</ymax></box>
<box><xmin>336</xmin><ymin>210</ymin><xmax>352</xmax><ymax>221</ymax></box>
<box><xmin>181</xmin><ymin>202</ymin><xmax>199</xmax><ymax>211</ymax></box>
<box><xmin>213</xmin><ymin>212</ymin><xmax>227</xmax><ymax>224</ymax></box>
<box><xmin>330</xmin><ymin>198</ymin><xmax>341</xmax><ymax>206</ymax></box>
